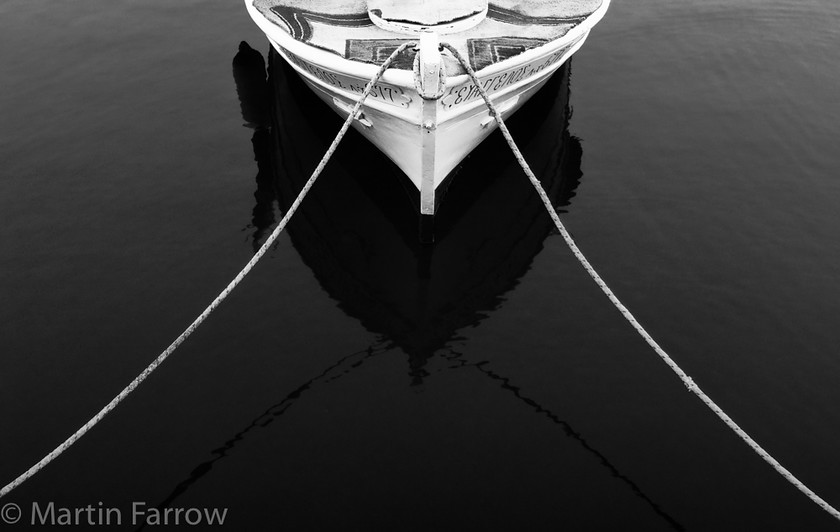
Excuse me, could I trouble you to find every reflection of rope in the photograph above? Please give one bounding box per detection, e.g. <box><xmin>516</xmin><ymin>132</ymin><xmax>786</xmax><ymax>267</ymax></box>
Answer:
<box><xmin>136</xmin><ymin>341</ymin><xmax>392</xmax><ymax>528</ymax></box>
<box><xmin>0</xmin><ymin>41</ymin><xmax>414</xmax><ymax>500</ymax></box>
<box><xmin>438</xmin><ymin>347</ymin><xmax>685</xmax><ymax>530</ymax></box>
<box><xmin>440</xmin><ymin>41</ymin><xmax>840</xmax><ymax>522</ymax></box>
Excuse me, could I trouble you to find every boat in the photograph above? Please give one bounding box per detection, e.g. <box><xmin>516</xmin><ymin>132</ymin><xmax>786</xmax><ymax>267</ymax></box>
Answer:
<box><xmin>244</xmin><ymin>0</ymin><xmax>608</xmax><ymax>216</ymax></box>
<box><xmin>233</xmin><ymin>41</ymin><xmax>583</xmax><ymax>382</ymax></box>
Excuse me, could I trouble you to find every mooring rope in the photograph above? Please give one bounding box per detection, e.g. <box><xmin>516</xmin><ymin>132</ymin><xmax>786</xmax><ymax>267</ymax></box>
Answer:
<box><xmin>440</xmin><ymin>42</ymin><xmax>840</xmax><ymax>522</ymax></box>
<box><xmin>0</xmin><ymin>42</ymin><xmax>414</xmax><ymax>500</ymax></box>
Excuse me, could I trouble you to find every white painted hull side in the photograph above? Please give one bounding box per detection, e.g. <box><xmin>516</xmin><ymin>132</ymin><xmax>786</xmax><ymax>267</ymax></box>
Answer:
<box><xmin>266</xmin><ymin>32</ymin><xmax>588</xmax><ymax>191</ymax></box>
<box><xmin>245</xmin><ymin>0</ymin><xmax>610</xmax><ymax>212</ymax></box>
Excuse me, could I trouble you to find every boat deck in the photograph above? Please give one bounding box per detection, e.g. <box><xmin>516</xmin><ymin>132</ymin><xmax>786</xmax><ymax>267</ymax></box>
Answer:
<box><xmin>251</xmin><ymin>0</ymin><xmax>603</xmax><ymax>72</ymax></box>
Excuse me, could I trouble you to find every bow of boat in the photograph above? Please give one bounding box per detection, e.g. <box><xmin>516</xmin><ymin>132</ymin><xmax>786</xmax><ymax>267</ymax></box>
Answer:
<box><xmin>244</xmin><ymin>0</ymin><xmax>609</xmax><ymax>215</ymax></box>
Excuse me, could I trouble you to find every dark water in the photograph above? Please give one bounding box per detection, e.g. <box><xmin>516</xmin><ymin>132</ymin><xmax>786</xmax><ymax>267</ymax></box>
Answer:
<box><xmin>2</xmin><ymin>1</ymin><xmax>840</xmax><ymax>530</ymax></box>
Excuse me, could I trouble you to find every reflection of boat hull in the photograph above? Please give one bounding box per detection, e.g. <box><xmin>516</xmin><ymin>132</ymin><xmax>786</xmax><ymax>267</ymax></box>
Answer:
<box><xmin>245</xmin><ymin>0</ymin><xmax>608</xmax><ymax>213</ymax></box>
<box><xmin>254</xmin><ymin>48</ymin><xmax>582</xmax><ymax>377</ymax></box>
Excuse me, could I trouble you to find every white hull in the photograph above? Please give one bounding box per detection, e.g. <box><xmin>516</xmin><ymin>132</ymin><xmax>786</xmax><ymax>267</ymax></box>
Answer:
<box><xmin>245</xmin><ymin>0</ymin><xmax>609</xmax><ymax>213</ymax></box>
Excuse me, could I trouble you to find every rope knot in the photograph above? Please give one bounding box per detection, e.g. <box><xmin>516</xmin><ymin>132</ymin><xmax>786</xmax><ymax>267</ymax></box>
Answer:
<box><xmin>683</xmin><ymin>377</ymin><xmax>699</xmax><ymax>393</ymax></box>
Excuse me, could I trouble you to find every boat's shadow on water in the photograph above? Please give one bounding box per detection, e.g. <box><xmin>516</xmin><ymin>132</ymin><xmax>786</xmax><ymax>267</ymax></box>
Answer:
<box><xmin>139</xmin><ymin>41</ymin><xmax>684</xmax><ymax>531</ymax></box>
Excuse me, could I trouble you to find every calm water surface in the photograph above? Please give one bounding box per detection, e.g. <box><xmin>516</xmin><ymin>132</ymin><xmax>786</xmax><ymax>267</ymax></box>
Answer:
<box><xmin>1</xmin><ymin>0</ymin><xmax>839</xmax><ymax>529</ymax></box>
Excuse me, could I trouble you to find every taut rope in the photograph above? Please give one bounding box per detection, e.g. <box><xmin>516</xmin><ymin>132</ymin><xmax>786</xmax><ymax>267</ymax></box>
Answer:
<box><xmin>440</xmin><ymin>41</ymin><xmax>840</xmax><ymax>522</ymax></box>
<box><xmin>0</xmin><ymin>41</ymin><xmax>414</xmax><ymax>500</ymax></box>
